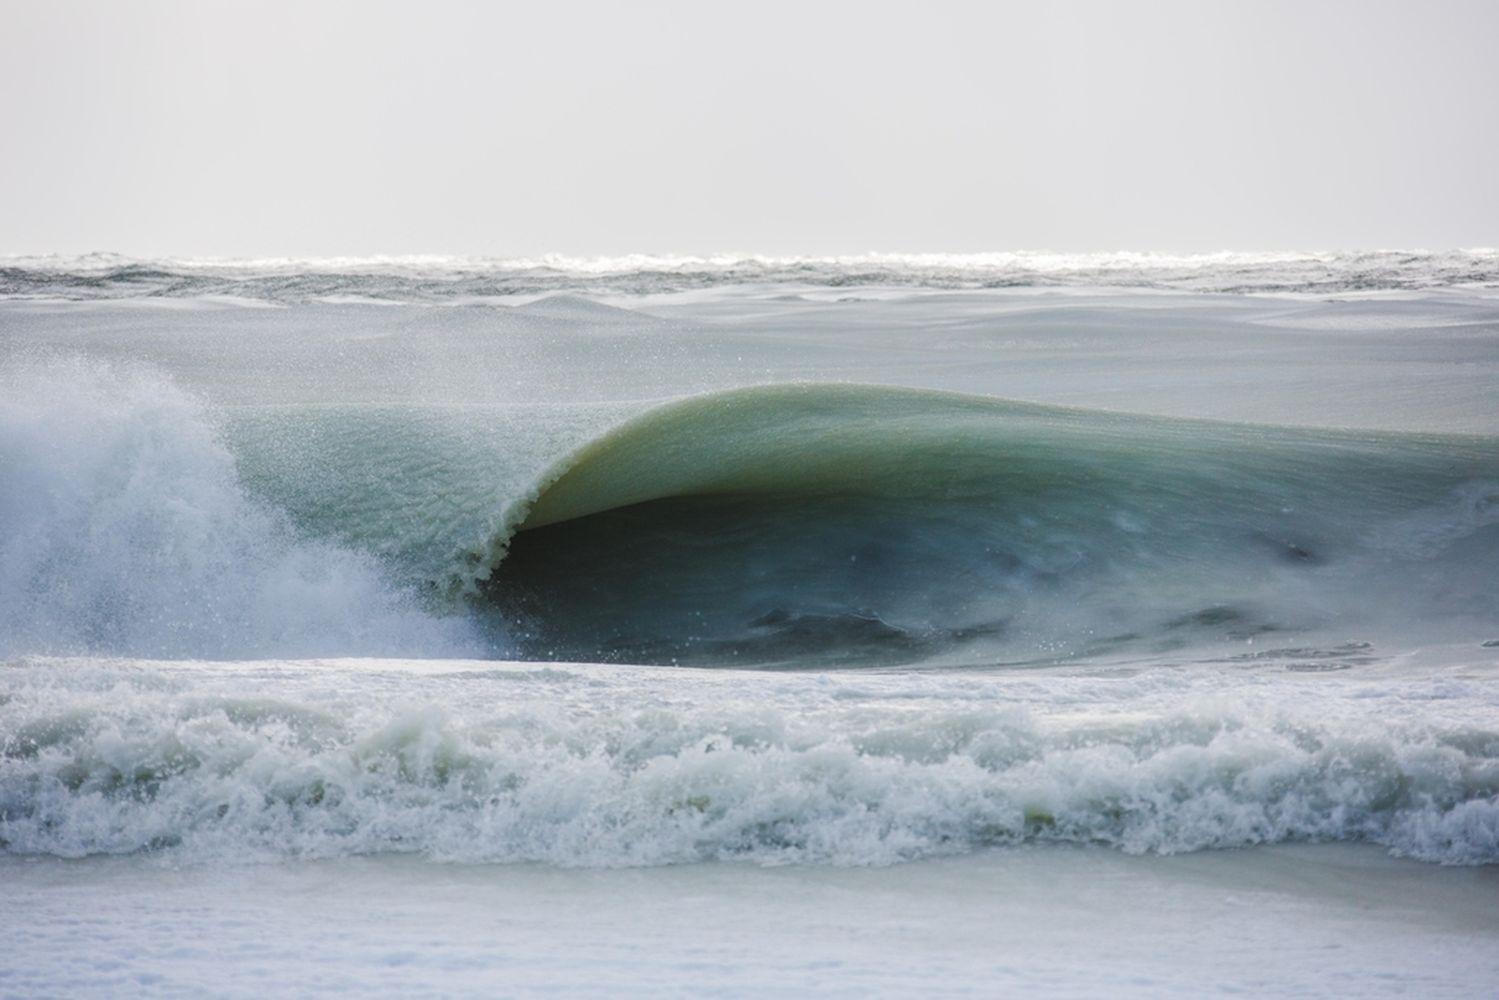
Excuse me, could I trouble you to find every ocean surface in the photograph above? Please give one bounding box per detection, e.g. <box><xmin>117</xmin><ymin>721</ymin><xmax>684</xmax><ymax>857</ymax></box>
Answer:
<box><xmin>2</xmin><ymin>251</ymin><xmax>1497</xmax><ymax>996</ymax></box>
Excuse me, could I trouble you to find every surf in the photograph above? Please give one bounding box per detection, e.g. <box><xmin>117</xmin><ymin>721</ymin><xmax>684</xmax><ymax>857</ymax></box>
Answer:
<box><xmin>4</xmin><ymin>656</ymin><xmax>1497</xmax><ymax>865</ymax></box>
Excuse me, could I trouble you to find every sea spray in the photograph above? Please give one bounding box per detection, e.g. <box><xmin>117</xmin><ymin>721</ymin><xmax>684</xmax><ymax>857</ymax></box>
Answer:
<box><xmin>0</xmin><ymin>356</ymin><xmax>481</xmax><ymax>659</ymax></box>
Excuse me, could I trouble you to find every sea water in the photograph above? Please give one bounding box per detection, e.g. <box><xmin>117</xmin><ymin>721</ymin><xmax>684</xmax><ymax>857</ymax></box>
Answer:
<box><xmin>2</xmin><ymin>252</ymin><xmax>1497</xmax><ymax>995</ymax></box>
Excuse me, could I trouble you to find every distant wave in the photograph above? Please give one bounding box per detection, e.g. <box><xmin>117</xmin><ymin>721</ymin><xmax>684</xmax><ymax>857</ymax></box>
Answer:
<box><xmin>3</xmin><ymin>249</ymin><xmax>1499</xmax><ymax>303</ymax></box>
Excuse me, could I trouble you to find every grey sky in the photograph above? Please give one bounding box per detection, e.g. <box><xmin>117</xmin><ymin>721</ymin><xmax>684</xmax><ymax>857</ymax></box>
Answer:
<box><xmin>2</xmin><ymin>0</ymin><xmax>1496</xmax><ymax>257</ymax></box>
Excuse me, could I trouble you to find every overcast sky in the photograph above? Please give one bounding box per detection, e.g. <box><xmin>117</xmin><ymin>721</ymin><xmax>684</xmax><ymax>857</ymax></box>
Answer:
<box><xmin>3</xmin><ymin>0</ymin><xmax>1496</xmax><ymax>257</ymax></box>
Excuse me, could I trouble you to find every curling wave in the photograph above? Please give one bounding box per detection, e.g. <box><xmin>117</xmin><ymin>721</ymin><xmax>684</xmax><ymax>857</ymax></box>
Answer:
<box><xmin>477</xmin><ymin>384</ymin><xmax>1499</xmax><ymax>665</ymax></box>
<box><xmin>3</xmin><ymin>363</ymin><xmax>1496</xmax><ymax>666</ymax></box>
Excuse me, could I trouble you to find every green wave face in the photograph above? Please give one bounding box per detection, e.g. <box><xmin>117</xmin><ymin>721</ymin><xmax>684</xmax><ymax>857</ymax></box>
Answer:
<box><xmin>465</xmin><ymin>384</ymin><xmax>1499</xmax><ymax>666</ymax></box>
<box><xmin>6</xmin><ymin>357</ymin><xmax>1499</xmax><ymax>666</ymax></box>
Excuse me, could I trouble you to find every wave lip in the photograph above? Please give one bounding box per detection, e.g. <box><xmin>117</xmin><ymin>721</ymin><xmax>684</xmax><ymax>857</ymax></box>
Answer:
<box><xmin>512</xmin><ymin>383</ymin><xmax>1042</xmax><ymax>531</ymax></box>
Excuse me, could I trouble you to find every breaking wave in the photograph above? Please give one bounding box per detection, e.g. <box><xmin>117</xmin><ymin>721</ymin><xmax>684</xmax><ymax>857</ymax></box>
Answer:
<box><xmin>2</xmin><ymin>362</ymin><xmax>1496</xmax><ymax>667</ymax></box>
<box><xmin>2</xmin><ymin>659</ymin><xmax>1496</xmax><ymax>866</ymax></box>
<box><xmin>479</xmin><ymin>384</ymin><xmax>1499</xmax><ymax>665</ymax></box>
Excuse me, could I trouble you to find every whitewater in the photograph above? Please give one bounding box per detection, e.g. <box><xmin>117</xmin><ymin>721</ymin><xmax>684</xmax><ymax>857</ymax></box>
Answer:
<box><xmin>2</xmin><ymin>252</ymin><xmax>1498</xmax><ymax>996</ymax></box>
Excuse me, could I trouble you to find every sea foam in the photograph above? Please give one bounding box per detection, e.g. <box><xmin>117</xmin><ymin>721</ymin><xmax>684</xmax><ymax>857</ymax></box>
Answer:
<box><xmin>2</xmin><ymin>658</ymin><xmax>1496</xmax><ymax>866</ymax></box>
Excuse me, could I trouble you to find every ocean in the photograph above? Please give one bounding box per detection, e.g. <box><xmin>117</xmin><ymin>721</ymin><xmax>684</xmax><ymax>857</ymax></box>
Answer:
<box><xmin>2</xmin><ymin>251</ymin><xmax>1497</xmax><ymax>996</ymax></box>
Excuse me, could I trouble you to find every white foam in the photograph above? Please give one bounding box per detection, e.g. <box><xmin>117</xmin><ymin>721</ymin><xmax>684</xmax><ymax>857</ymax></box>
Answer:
<box><xmin>3</xmin><ymin>657</ymin><xmax>1495</xmax><ymax>866</ymax></box>
<box><xmin>0</xmin><ymin>356</ymin><xmax>481</xmax><ymax>659</ymax></box>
